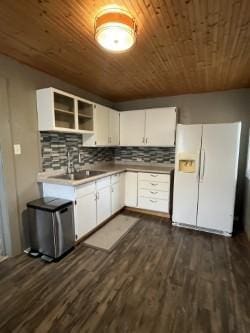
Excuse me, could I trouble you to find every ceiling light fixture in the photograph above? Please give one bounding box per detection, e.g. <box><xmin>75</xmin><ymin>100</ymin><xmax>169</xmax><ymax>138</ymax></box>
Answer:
<box><xmin>94</xmin><ymin>8</ymin><xmax>137</xmax><ymax>53</ymax></box>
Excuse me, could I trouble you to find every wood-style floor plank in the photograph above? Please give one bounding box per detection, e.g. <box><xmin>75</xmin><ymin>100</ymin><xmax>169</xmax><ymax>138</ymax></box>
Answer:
<box><xmin>0</xmin><ymin>212</ymin><xmax>249</xmax><ymax>333</ymax></box>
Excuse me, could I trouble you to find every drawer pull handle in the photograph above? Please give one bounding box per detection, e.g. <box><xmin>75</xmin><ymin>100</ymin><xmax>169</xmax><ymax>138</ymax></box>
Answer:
<box><xmin>150</xmin><ymin>199</ymin><xmax>157</xmax><ymax>203</ymax></box>
<box><xmin>150</xmin><ymin>174</ymin><xmax>158</xmax><ymax>177</ymax></box>
<box><xmin>150</xmin><ymin>183</ymin><xmax>158</xmax><ymax>186</ymax></box>
<box><xmin>150</xmin><ymin>191</ymin><xmax>158</xmax><ymax>194</ymax></box>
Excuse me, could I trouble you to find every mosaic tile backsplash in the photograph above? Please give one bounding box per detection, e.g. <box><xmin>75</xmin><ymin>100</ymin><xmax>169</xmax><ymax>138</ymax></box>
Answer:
<box><xmin>40</xmin><ymin>132</ymin><xmax>175</xmax><ymax>171</ymax></box>
<box><xmin>113</xmin><ymin>147</ymin><xmax>175</xmax><ymax>164</ymax></box>
<box><xmin>41</xmin><ymin>132</ymin><xmax>113</xmax><ymax>171</ymax></box>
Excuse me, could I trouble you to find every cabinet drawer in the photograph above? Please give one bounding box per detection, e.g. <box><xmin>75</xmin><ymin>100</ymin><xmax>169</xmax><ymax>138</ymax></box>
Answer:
<box><xmin>139</xmin><ymin>180</ymin><xmax>169</xmax><ymax>192</ymax></box>
<box><xmin>138</xmin><ymin>189</ymin><xmax>169</xmax><ymax>200</ymax></box>
<box><xmin>138</xmin><ymin>197</ymin><xmax>169</xmax><ymax>213</ymax></box>
<box><xmin>76</xmin><ymin>182</ymin><xmax>95</xmax><ymax>198</ymax></box>
<box><xmin>138</xmin><ymin>172</ymin><xmax>170</xmax><ymax>183</ymax></box>
<box><xmin>111</xmin><ymin>173</ymin><xmax>121</xmax><ymax>185</ymax></box>
<box><xmin>96</xmin><ymin>176</ymin><xmax>111</xmax><ymax>190</ymax></box>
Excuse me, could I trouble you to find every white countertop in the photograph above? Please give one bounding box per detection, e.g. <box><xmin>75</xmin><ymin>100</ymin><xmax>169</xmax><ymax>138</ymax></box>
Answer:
<box><xmin>38</xmin><ymin>163</ymin><xmax>174</xmax><ymax>187</ymax></box>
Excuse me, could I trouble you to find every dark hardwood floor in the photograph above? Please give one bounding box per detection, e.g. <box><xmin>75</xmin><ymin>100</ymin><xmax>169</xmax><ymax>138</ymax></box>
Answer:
<box><xmin>0</xmin><ymin>212</ymin><xmax>250</xmax><ymax>333</ymax></box>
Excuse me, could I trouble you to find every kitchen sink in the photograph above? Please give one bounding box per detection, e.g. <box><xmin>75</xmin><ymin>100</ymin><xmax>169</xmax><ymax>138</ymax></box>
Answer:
<box><xmin>50</xmin><ymin>170</ymin><xmax>106</xmax><ymax>181</ymax></box>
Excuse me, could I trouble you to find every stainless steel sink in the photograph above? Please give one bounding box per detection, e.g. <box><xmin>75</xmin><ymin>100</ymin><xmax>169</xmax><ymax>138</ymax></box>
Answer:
<box><xmin>50</xmin><ymin>170</ymin><xmax>106</xmax><ymax>181</ymax></box>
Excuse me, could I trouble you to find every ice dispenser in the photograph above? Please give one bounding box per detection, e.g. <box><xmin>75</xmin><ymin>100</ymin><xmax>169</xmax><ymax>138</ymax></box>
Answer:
<box><xmin>178</xmin><ymin>153</ymin><xmax>196</xmax><ymax>173</ymax></box>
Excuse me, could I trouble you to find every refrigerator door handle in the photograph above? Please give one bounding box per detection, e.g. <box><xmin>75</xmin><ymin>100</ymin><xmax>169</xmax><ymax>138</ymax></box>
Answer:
<box><xmin>200</xmin><ymin>149</ymin><xmax>206</xmax><ymax>182</ymax></box>
<box><xmin>197</xmin><ymin>149</ymin><xmax>201</xmax><ymax>181</ymax></box>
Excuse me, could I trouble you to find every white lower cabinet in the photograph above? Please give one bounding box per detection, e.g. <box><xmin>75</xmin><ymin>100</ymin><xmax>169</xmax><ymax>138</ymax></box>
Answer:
<box><xmin>111</xmin><ymin>182</ymin><xmax>120</xmax><ymax>214</ymax></box>
<box><xmin>138</xmin><ymin>172</ymin><xmax>170</xmax><ymax>213</ymax></box>
<box><xmin>138</xmin><ymin>188</ymin><xmax>169</xmax><ymax>200</ymax></box>
<box><xmin>76</xmin><ymin>192</ymin><xmax>97</xmax><ymax>239</ymax></box>
<box><xmin>119</xmin><ymin>172</ymin><xmax>125</xmax><ymax>207</ymax></box>
<box><xmin>138</xmin><ymin>197</ymin><xmax>169</xmax><ymax>213</ymax></box>
<box><xmin>111</xmin><ymin>172</ymin><xmax>125</xmax><ymax>214</ymax></box>
<box><xmin>42</xmin><ymin>178</ymin><xmax>112</xmax><ymax>241</ymax></box>
<box><xmin>125</xmin><ymin>172</ymin><xmax>138</xmax><ymax>207</ymax></box>
<box><xmin>42</xmin><ymin>170</ymin><xmax>170</xmax><ymax>241</ymax></box>
<box><xmin>97</xmin><ymin>185</ymin><xmax>111</xmax><ymax>225</ymax></box>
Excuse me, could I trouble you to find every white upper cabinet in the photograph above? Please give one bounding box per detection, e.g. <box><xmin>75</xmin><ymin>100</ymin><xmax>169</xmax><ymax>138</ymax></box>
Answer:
<box><xmin>83</xmin><ymin>105</ymin><xmax>120</xmax><ymax>146</ymax></box>
<box><xmin>145</xmin><ymin>107</ymin><xmax>176</xmax><ymax>146</ymax></box>
<box><xmin>120</xmin><ymin>107</ymin><xmax>176</xmax><ymax>147</ymax></box>
<box><xmin>94</xmin><ymin>104</ymin><xmax>110</xmax><ymax>146</ymax></box>
<box><xmin>109</xmin><ymin>109</ymin><xmax>120</xmax><ymax>145</ymax></box>
<box><xmin>120</xmin><ymin>110</ymin><xmax>146</xmax><ymax>146</ymax></box>
<box><xmin>36</xmin><ymin>87</ymin><xmax>94</xmax><ymax>134</ymax></box>
<box><xmin>37</xmin><ymin>87</ymin><xmax>176</xmax><ymax>147</ymax></box>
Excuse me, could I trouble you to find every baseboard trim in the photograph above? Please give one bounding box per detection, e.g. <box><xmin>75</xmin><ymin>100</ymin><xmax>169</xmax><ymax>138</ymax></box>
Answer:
<box><xmin>124</xmin><ymin>207</ymin><xmax>170</xmax><ymax>219</ymax></box>
<box><xmin>172</xmin><ymin>222</ymin><xmax>232</xmax><ymax>237</ymax></box>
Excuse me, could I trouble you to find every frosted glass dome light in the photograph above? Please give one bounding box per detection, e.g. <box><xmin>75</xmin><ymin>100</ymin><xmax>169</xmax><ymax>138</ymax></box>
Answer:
<box><xmin>95</xmin><ymin>9</ymin><xmax>137</xmax><ymax>53</ymax></box>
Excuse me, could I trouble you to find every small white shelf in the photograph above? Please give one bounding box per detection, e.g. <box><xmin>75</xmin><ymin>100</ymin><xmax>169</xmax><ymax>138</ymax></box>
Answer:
<box><xmin>78</xmin><ymin>113</ymin><xmax>93</xmax><ymax>119</ymax></box>
<box><xmin>46</xmin><ymin>128</ymin><xmax>94</xmax><ymax>134</ymax></box>
<box><xmin>54</xmin><ymin>108</ymin><xmax>74</xmax><ymax>115</ymax></box>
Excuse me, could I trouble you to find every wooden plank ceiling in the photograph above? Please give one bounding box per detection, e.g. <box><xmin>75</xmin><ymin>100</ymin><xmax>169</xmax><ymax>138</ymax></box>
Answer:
<box><xmin>0</xmin><ymin>0</ymin><xmax>249</xmax><ymax>102</ymax></box>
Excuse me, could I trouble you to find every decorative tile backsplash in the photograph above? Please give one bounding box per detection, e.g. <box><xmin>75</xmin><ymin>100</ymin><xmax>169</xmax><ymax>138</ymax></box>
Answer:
<box><xmin>40</xmin><ymin>132</ymin><xmax>175</xmax><ymax>171</ymax></box>
<box><xmin>113</xmin><ymin>146</ymin><xmax>175</xmax><ymax>164</ymax></box>
<box><xmin>40</xmin><ymin>132</ymin><xmax>113</xmax><ymax>171</ymax></box>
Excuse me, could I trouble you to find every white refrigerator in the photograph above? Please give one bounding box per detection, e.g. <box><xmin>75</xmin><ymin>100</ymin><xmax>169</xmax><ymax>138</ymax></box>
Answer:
<box><xmin>172</xmin><ymin>122</ymin><xmax>241</xmax><ymax>236</ymax></box>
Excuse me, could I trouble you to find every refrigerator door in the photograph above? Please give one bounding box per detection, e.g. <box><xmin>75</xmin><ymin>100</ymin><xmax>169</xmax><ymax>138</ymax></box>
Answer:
<box><xmin>172</xmin><ymin>124</ymin><xmax>202</xmax><ymax>226</ymax></box>
<box><xmin>246</xmin><ymin>129</ymin><xmax>250</xmax><ymax>179</ymax></box>
<box><xmin>197</xmin><ymin>122</ymin><xmax>241</xmax><ymax>233</ymax></box>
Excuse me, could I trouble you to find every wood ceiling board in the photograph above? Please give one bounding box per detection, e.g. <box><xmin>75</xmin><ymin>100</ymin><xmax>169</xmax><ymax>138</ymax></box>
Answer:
<box><xmin>0</xmin><ymin>0</ymin><xmax>249</xmax><ymax>102</ymax></box>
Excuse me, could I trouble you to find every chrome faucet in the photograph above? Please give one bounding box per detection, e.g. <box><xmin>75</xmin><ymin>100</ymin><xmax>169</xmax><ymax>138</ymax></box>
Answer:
<box><xmin>66</xmin><ymin>150</ymin><xmax>74</xmax><ymax>174</ymax></box>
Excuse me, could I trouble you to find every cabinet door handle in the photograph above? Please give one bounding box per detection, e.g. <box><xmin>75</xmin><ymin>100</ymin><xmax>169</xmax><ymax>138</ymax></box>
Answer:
<box><xmin>142</xmin><ymin>137</ymin><xmax>145</xmax><ymax>143</ymax></box>
<box><xmin>146</xmin><ymin>138</ymin><xmax>148</xmax><ymax>144</ymax></box>
<box><xmin>150</xmin><ymin>191</ymin><xmax>158</xmax><ymax>194</ymax></box>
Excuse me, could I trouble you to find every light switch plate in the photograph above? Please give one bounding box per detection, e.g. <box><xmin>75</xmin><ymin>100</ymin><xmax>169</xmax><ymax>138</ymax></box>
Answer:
<box><xmin>14</xmin><ymin>144</ymin><xmax>22</xmax><ymax>155</ymax></box>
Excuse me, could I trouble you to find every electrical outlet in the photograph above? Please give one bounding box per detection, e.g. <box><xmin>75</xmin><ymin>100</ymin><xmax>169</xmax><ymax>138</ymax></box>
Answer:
<box><xmin>14</xmin><ymin>144</ymin><xmax>22</xmax><ymax>155</ymax></box>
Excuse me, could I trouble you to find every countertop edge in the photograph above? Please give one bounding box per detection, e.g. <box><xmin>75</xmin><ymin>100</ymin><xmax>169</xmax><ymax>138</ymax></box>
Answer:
<box><xmin>38</xmin><ymin>166</ymin><xmax>174</xmax><ymax>187</ymax></box>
